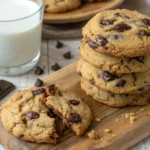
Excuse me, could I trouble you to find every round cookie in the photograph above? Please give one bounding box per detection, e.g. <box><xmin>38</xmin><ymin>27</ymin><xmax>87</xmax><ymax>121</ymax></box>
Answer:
<box><xmin>83</xmin><ymin>9</ymin><xmax>150</xmax><ymax>57</ymax></box>
<box><xmin>44</xmin><ymin>0</ymin><xmax>81</xmax><ymax>13</ymax></box>
<box><xmin>1</xmin><ymin>88</ymin><xmax>59</xmax><ymax>144</ymax></box>
<box><xmin>42</xmin><ymin>84</ymin><xmax>92</xmax><ymax>136</ymax></box>
<box><xmin>77</xmin><ymin>59</ymin><xmax>150</xmax><ymax>94</ymax></box>
<box><xmin>81</xmin><ymin>78</ymin><xmax>150</xmax><ymax>107</ymax></box>
<box><xmin>80</xmin><ymin>39</ymin><xmax>150</xmax><ymax>74</ymax></box>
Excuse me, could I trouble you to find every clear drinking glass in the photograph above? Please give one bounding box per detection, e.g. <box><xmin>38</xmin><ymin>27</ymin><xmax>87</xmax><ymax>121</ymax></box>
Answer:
<box><xmin>0</xmin><ymin>0</ymin><xmax>44</xmax><ymax>76</ymax></box>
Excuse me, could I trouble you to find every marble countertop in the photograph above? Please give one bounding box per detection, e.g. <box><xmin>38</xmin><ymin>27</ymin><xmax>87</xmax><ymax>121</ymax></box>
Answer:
<box><xmin>1</xmin><ymin>0</ymin><xmax>150</xmax><ymax>149</ymax></box>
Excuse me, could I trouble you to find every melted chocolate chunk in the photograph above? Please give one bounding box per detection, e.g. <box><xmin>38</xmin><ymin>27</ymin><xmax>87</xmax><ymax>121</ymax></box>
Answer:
<box><xmin>142</xmin><ymin>18</ymin><xmax>150</xmax><ymax>26</ymax></box>
<box><xmin>116</xmin><ymin>80</ymin><xmax>126</xmax><ymax>87</ymax></box>
<box><xmin>90</xmin><ymin>80</ymin><xmax>95</xmax><ymax>85</ymax></box>
<box><xmin>48</xmin><ymin>84</ymin><xmax>56</xmax><ymax>95</ymax></box>
<box><xmin>56</xmin><ymin>41</ymin><xmax>64</xmax><ymax>48</ymax></box>
<box><xmin>87</xmin><ymin>40</ymin><xmax>98</xmax><ymax>49</ymax></box>
<box><xmin>102</xmin><ymin>71</ymin><xmax>117</xmax><ymax>82</ymax></box>
<box><xmin>101</xmin><ymin>19</ymin><xmax>116</xmax><ymax>26</ymax></box>
<box><xmin>32</xmin><ymin>88</ymin><xmax>45</xmax><ymax>95</ymax></box>
<box><xmin>26</xmin><ymin>111</ymin><xmax>39</xmax><ymax>119</ymax></box>
<box><xmin>69</xmin><ymin>100</ymin><xmax>80</xmax><ymax>105</ymax></box>
<box><xmin>35</xmin><ymin>79</ymin><xmax>44</xmax><ymax>87</ymax></box>
<box><xmin>67</xmin><ymin>113</ymin><xmax>81</xmax><ymax>123</ymax></box>
<box><xmin>47</xmin><ymin>110</ymin><xmax>56</xmax><ymax>118</ymax></box>
<box><xmin>63</xmin><ymin>51</ymin><xmax>72</xmax><ymax>59</ymax></box>
<box><xmin>139</xmin><ymin>85</ymin><xmax>150</xmax><ymax>92</ymax></box>
<box><xmin>35</xmin><ymin>66</ymin><xmax>44</xmax><ymax>75</ymax></box>
<box><xmin>114</xmin><ymin>23</ymin><xmax>131</xmax><ymax>32</ymax></box>
<box><xmin>51</xmin><ymin>63</ymin><xmax>61</xmax><ymax>71</ymax></box>
<box><xmin>78</xmin><ymin>72</ymin><xmax>82</xmax><ymax>76</ymax></box>
<box><xmin>96</xmin><ymin>35</ymin><xmax>108</xmax><ymax>47</ymax></box>
<box><xmin>19</xmin><ymin>134</ymin><xmax>24</xmax><ymax>139</ymax></box>
<box><xmin>55</xmin><ymin>118</ymin><xmax>66</xmax><ymax>136</ymax></box>
<box><xmin>138</xmin><ymin>30</ymin><xmax>150</xmax><ymax>36</ymax></box>
<box><xmin>114</xmin><ymin>13</ymin><xmax>122</xmax><ymax>17</ymax></box>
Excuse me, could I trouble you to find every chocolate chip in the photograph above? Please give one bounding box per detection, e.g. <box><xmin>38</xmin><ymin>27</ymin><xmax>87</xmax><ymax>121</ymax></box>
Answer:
<box><xmin>139</xmin><ymin>85</ymin><xmax>150</xmax><ymax>92</ymax></box>
<box><xmin>32</xmin><ymin>88</ymin><xmax>45</xmax><ymax>95</ymax></box>
<box><xmin>35</xmin><ymin>66</ymin><xmax>44</xmax><ymax>75</ymax></box>
<box><xmin>19</xmin><ymin>134</ymin><xmax>24</xmax><ymax>139</ymax></box>
<box><xmin>116</xmin><ymin>80</ymin><xmax>126</xmax><ymax>87</ymax></box>
<box><xmin>63</xmin><ymin>51</ymin><xmax>71</xmax><ymax>59</ymax></box>
<box><xmin>114</xmin><ymin>23</ymin><xmax>131</xmax><ymax>32</ymax></box>
<box><xmin>35</xmin><ymin>79</ymin><xmax>44</xmax><ymax>87</ymax></box>
<box><xmin>96</xmin><ymin>35</ymin><xmax>108</xmax><ymax>47</ymax></box>
<box><xmin>56</xmin><ymin>41</ymin><xmax>64</xmax><ymax>48</ymax></box>
<box><xmin>138</xmin><ymin>30</ymin><xmax>150</xmax><ymax>36</ymax></box>
<box><xmin>78</xmin><ymin>72</ymin><xmax>82</xmax><ymax>76</ymax></box>
<box><xmin>44</xmin><ymin>4</ymin><xmax>49</xmax><ymax>9</ymax></box>
<box><xmin>47</xmin><ymin>110</ymin><xmax>56</xmax><ymax>118</ymax></box>
<box><xmin>142</xmin><ymin>18</ymin><xmax>150</xmax><ymax>25</ymax></box>
<box><xmin>101</xmin><ymin>19</ymin><xmax>116</xmax><ymax>26</ymax></box>
<box><xmin>0</xmin><ymin>80</ymin><xmax>15</xmax><ymax>100</ymax></box>
<box><xmin>69</xmin><ymin>100</ymin><xmax>80</xmax><ymax>105</ymax></box>
<box><xmin>48</xmin><ymin>84</ymin><xmax>56</xmax><ymax>95</ymax></box>
<box><xmin>51</xmin><ymin>63</ymin><xmax>61</xmax><ymax>71</ymax></box>
<box><xmin>26</xmin><ymin>111</ymin><xmax>39</xmax><ymax>119</ymax></box>
<box><xmin>90</xmin><ymin>80</ymin><xmax>95</xmax><ymax>85</ymax></box>
<box><xmin>87</xmin><ymin>40</ymin><xmax>98</xmax><ymax>49</ymax></box>
<box><xmin>67</xmin><ymin>113</ymin><xmax>81</xmax><ymax>123</ymax></box>
<box><xmin>102</xmin><ymin>71</ymin><xmax>117</xmax><ymax>82</ymax></box>
<box><xmin>114</xmin><ymin>13</ymin><xmax>122</xmax><ymax>17</ymax></box>
<box><xmin>133</xmin><ymin>56</ymin><xmax>144</xmax><ymax>63</ymax></box>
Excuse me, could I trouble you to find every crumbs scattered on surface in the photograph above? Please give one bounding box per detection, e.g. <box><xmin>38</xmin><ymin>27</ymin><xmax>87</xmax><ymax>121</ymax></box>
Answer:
<box><xmin>95</xmin><ymin>118</ymin><xmax>101</xmax><ymax>122</ymax></box>
<box><xmin>104</xmin><ymin>129</ymin><xmax>112</xmax><ymax>133</ymax></box>
<box><xmin>87</xmin><ymin>130</ymin><xmax>98</xmax><ymax>139</ymax></box>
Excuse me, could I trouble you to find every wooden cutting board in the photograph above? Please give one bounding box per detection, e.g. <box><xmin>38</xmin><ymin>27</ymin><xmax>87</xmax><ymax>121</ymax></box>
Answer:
<box><xmin>1</xmin><ymin>62</ymin><xmax>150</xmax><ymax>150</ymax></box>
<box><xmin>44</xmin><ymin>0</ymin><xmax>125</xmax><ymax>24</ymax></box>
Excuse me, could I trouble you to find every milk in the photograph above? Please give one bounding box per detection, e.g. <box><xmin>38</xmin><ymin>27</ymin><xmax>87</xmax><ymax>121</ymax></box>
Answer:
<box><xmin>0</xmin><ymin>0</ymin><xmax>42</xmax><ymax>67</ymax></box>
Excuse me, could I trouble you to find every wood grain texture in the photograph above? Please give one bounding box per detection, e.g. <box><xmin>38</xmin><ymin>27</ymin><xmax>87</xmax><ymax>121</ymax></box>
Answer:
<box><xmin>44</xmin><ymin>0</ymin><xmax>125</xmax><ymax>24</ymax></box>
<box><xmin>1</xmin><ymin>62</ymin><xmax>150</xmax><ymax>150</ymax></box>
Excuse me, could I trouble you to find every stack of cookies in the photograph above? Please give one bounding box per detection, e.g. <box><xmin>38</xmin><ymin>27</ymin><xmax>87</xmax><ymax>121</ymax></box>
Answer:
<box><xmin>77</xmin><ymin>9</ymin><xmax>150</xmax><ymax>107</ymax></box>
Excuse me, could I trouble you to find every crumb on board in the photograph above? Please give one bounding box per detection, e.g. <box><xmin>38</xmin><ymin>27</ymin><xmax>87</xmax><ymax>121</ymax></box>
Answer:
<box><xmin>104</xmin><ymin>129</ymin><xmax>112</xmax><ymax>133</ymax></box>
<box><xmin>95</xmin><ymin>118</ymin><xmax>101</xmax><ymax>122</ymax></box>
<box><xmin>130</xmin><ymin>116</ymin><xmax>136</xmax><ymax>124</ymax></box>
<box><xmin>116</xmin><ymin>119</ymin><xmax>119</xmax><ymax>122</ymax></box>
<box><xmin>87</xmin><ymin>130</ymin><xmax>98</xmax><ymax>139</ymax></box>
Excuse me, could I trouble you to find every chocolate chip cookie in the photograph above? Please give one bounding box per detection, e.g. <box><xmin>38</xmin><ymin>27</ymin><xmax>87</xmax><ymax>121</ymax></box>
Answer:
<box><xmin>77</xmin><ymin>59</ymin><xmax>150</xmax><ymax>94</ymax></box>
<box><xmin>42</xmin><ymin>84</ymin><xmax>92</xmax><ymax>136</ymax></box>
<box><xmin>1</xmin><ymin>88</ymin><xmax>59</xmax><ymax>143</ymax></box>
<box><xmin>45</xmin><ymin>0</ymin><xmax>81</xmax><ymax>13</ymax></box>
<box><xmin>80</xmin><ymin>39</ymin><xmax>150</xmax><ymax>74</ymax></box>
<box><xmin>83</xmin><ymin>9</ymin><xmax>150</xmax><ymax>57</ymax></box>
<box><xmin>81</xmin><ymin>78</ymin><xmax>150</xmax><ymax>107</ymax></box>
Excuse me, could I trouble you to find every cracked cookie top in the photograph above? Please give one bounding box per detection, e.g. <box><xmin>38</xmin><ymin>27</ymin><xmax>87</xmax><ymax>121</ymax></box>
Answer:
<box><xmin>1</xmin><ymin>88</ymin><xmax>59</xmax><ymax>144</ymax></box>
<box><xmin>83</xmin><ymin>9</ymin><xmax>150</xmax><ymax>57</ymax></box>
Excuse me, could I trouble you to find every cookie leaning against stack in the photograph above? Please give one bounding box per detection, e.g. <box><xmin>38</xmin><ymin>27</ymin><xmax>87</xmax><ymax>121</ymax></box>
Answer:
<box><xmin>77</xmin><ymin>9</ymin><xmax>150</xmax><ymax>107</ymax></box>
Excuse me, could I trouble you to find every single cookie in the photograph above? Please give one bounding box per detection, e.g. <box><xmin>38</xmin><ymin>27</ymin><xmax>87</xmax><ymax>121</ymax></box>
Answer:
<box><xmin>81</xmin><ymin>78</ymin><xmax>150</xmax><ymax>107</ymax></box>
<box><xmin>1</xmin><ymin>88</ymin><xmax>59</xmax><ymax>144</ymax></box>
<box><xmin>80</xmin><ymin>39</ymin><xmax>150</xmax><ymax>74</ymax></box>
<box><xmin>83</xmin><ymin>9</ymin><xmax>150</xmax><ymax>57</ymax></box>
<box><xmin>77</xmin><ymin>59</ymin><xmax>150</xmax><ymax>94</ymax></box>
<box><xmin>44</xmin><ymin>0</ymin><xmax>81</xmax><ymax>13</ymax></box>
<box><xmin>42</xmin><ymin>84</ymin><xmax>92</xmax><ymax>136</ymax></box>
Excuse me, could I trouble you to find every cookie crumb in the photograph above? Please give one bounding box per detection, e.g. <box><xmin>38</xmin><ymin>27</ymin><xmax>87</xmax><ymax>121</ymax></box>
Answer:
<box><xmin>130</xmin><ymin>116</ymin><xmax>136</xmax><ymax>124</ymax></box>
<box><xmin>125</xmin><ymin>113</ymin><xmax>129</xmax><ymax>119</ymax></box>
<box><xmin>104</xmin><ymin>129</ymin><xmax>111</xmax><ymax>133</ymax></box>
<box><xmin>95</xmin><ymin>118</ymin><xmax>101</xmax><ymax>122</ymax></box>
<box><xmin>139</xmin><ymin>108</ymin><xmax>145</xmax><ymax>112</ymax></box>
<box><xmin>116</xmin><ymin>119</ymin><xmax>119</xmax><ymax>122</ymax></box>
<box><xmin>87</xmin><ymin>130</ymin><xmax>98</xmax><ymax>139</ymax></box>
<box><xmin>101</xmin><ymin>138</ymin><xmax>103</xmax><ymax>141</ymax></box>
<box><xmin>112</xmin><ymin>134</ymin><xmax>117</xmax><ymax>137</ymax></box>
<box><xmin>122</xmin><ymin>120</ymin><xmax>125</xmax><ymax>123</ymax></box>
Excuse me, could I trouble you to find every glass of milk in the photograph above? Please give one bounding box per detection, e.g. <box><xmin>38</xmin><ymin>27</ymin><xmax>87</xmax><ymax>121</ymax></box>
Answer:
<box><xmin>0</xmin><ymin>0</ymin><xmax>44</xmax><ymax>76</ymax></box>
